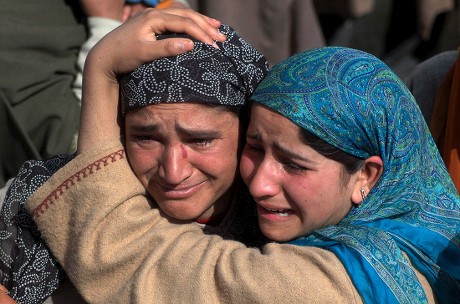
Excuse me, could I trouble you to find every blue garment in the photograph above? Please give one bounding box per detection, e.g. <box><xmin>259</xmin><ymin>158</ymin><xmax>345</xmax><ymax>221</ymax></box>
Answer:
<box><xmin>250</xmin><ymin>47</ymin><xmax>460</xmax><ymax>303</ymax></box>
<box><xmin>125</xmin><ymin>0</ymin><xmax>159</xmax><ymax>7</ymax></box>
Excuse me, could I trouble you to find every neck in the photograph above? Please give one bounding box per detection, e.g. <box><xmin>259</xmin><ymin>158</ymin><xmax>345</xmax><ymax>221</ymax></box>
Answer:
<box><xmin>196</xmin><ymin>187</ymin><xmax>236</xmax><ymax>226</ymax></box>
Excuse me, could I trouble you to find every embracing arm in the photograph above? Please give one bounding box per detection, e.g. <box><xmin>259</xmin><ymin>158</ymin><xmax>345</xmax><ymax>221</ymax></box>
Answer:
<box><xmin>27</xmin><ymin>140</ymin><xmax>361</xmax><ymax>303</ymax></box>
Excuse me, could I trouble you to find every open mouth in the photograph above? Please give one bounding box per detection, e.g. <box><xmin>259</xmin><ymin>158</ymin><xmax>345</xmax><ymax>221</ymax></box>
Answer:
<box><xmin>264</xmin><ymin>207</ymin><xmax>290</xmax><ymax>216</ymax></box>
<box><xmin>257</xmin><ymin>205</ymin><xmax>294</xmax><ymax>218</ymax></box>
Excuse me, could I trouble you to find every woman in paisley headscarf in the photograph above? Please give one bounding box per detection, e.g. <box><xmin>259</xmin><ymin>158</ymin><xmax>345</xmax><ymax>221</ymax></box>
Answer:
<box><xmin>28</xmin><ymin>19</ymin><xmax>460</xmax><ymax>303</ymax></box>
<box><xmin>243</xmin><ymin>46</ymin><xmax>460</xmax><ymax>303</ymax></box>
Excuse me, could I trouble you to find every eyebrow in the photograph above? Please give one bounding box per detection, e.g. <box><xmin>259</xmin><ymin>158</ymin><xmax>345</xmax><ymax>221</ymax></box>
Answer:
<box><xmin>175</xmin><ymin>124</ymin><xmax>222</xmax><ymax>138</ymax></box>
<box><xmin>247</xmin><ymin>131</ymin><xmax>317</xmax><ymax>164</ymax></box>
<box><xmin>129</xmin><ymin>123</ymin><xmax>160</xmax><ymax>133</ymax></box>
<box><xmin>274</xmin><ymin>142</ymin><xmax>316</xmax><ymax>164</ymax></box>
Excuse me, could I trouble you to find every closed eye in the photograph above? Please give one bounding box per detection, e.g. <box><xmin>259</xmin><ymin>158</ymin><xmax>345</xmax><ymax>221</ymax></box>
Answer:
<box><xmin>128</xmin><ymin>134</ymin><xmax>162</xmax><ymax>148</ymax></box>
<box><xmin>282</xmin><ymin>161</ymin><xmax>307</xmax><ymax>173</ymax></box>
<box><xmin>133</xmin><ymin>135</ymin><xmax>154</xmax><ymax>142</ymax></box>
<box><xmin>245</xmin><ymin>142</ymin><xmax>264</xmax><ymax>154</ymax></box>
<box><xmin>186</xmin><ymin>137</ymin><xmax>214</xmax><ymax>147</ymax></box>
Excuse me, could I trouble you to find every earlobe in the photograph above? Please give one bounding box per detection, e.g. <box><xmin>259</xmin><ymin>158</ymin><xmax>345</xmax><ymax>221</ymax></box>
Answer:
<box><xmin>351</xmin><ymin>156</ymin><xmax>384</xmax><ymax>205</ymax></box>
<box><xmin>364</xmin><ymin>156</ymin><xmax>384</xmax><ymax>190</ymax></box>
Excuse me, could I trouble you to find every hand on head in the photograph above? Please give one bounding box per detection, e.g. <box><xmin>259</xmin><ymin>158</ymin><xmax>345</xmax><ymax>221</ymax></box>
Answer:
<box><xmin>85</xmin><ymin>8</ymin><xmax>226</xmax><ymax>83</ymax></box>
<box><xmin>78</xmin><ymin>8</ymin><xmax>227</xmax><ymax>153</ymax></box>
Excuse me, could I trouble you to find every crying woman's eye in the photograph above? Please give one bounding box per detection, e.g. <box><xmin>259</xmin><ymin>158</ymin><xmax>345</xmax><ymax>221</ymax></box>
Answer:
<box><xmin>283</xmin><ymin>162</ymin><xmax>307</xmax><ymax>173</ymax></box>
<box><xmin>245</xmin><ymin>143</ymin><xmax>264</xmax><ymax>154</ymax></box>
<box><xmin>187</xmin><ymin>138</ymin><xmax>215</xmax><ymax>148</ymax></box>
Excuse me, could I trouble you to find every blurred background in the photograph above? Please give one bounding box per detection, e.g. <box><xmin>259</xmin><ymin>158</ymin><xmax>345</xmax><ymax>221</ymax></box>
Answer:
<box><xmin>317</xmin><ymin>0</ymin><xmax>460</xmax><ymax>80</ymax></box>
<box><xmin>189</xmin><ymin>0</ymin><xmax>460</xmax><ymax>80</ymax></box>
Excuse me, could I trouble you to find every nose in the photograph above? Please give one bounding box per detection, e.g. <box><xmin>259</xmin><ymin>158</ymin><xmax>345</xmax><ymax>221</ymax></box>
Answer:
<box><xmin>159</xmin><ymin>144</ymin><xmax>192</xmax><ymax>184</ymax></box>
<box><xmin>247</xmin><ymin>157</ymin><xmax>281</xmax><ymax>199</ymax></box>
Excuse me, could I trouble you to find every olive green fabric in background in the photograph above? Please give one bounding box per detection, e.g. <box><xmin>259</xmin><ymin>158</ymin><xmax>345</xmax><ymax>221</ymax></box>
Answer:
<box><xmin>0</xmin><ymin>0</ymin><xmax>87</xmax><ymax>187</ymax></box>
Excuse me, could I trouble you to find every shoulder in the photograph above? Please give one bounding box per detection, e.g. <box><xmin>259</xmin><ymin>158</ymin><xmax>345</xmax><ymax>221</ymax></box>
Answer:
<box><xmin>240</xmin><ymin>243</ymin><xmax>364</xmax><ymax>303</ymax></box>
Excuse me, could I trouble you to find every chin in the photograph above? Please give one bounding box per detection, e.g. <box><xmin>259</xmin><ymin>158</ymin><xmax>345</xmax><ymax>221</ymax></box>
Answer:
<box><xmin>159</xmin><ymin>202</ymin><xmax>207</xmax><ymax>221</ymax></box>
<box><xmin>260</xmin><ymin>226</ymin><xmax>295</xmax><ymax>242</ymax></box>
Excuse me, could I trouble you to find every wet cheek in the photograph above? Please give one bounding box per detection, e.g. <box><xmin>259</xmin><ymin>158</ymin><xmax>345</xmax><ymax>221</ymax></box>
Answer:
<box><xmin>125</xmin><ymin>157</ymin><xmax>151</xmax><ymax>189</ymax></box>
<box><xmin>289</xmin><ymin>185</ymin><xmax>316</xmax><ymax>208</ymax></box>
<box><xmin>129</xmin><ymin>157</ymin><xmax>150</xmax><ymax>179</ymax></box>
<box><xmin>128</xmin><ymin>149</ymin><xmax>158</xmax><ymax>175</ymax></box>
<box><xmin>239</xmin><ymin>154</ymin><xmax>255</xmax><ymax>184</ymax></box>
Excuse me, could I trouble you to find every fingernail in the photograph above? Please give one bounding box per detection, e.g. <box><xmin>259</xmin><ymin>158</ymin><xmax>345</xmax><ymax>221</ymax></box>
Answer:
<box><xmin>180</xmin><ymin>40</ymin><xmax>194</xmax><ymax>51</ymax></box>
<box><xmin>215</xmin><ymin>29</ymin><xmax>226</xmax><ymax>41</ymax></box>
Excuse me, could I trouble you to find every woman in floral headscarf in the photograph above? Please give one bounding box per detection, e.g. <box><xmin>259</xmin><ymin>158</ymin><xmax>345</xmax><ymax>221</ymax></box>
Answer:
<box><xmin>28</xmin><ymin>21</ymin><xmax>460</xmax><ymax>303</ymax></box>
<box><xmin>1</xmin><ymin>9</ymin><xmax>266</xmax><ymax>303</ymax></box>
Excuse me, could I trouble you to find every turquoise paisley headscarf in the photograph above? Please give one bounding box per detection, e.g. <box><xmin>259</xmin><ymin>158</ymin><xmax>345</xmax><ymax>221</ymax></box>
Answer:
<box><xmin>250</xmin><ymin>47</ymin><xmax>460</xmax><ymax>303</ymax></box>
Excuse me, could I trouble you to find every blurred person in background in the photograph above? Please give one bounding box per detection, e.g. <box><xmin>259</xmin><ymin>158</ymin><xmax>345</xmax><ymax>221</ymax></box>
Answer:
<box><xmin>188</xmin><ymin>0</ymin><xmax>326</xmax><ymax>66</ymax></box>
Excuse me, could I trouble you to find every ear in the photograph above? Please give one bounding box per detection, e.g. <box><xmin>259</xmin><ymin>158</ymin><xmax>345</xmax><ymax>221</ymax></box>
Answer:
<box><xmin>351</xmin><ymin>156</ymin><xmax>383</xmax><ymax>205</ymax></box>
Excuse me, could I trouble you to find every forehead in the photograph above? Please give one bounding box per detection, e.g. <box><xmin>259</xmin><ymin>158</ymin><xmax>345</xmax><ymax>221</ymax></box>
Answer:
<box><xmin>125</xmin><ymin>103</ymin><xmax>238</xmax><ymax>130</ymax></box>
<box><xmin>248</xmin><ymin>103</ymin><xmax>299</xmax><ymax>134</ymax></box>
<box><xmin>248</xmin><ymin>103</ymin><xmax>346</xmax><ymax>167</ymax></box>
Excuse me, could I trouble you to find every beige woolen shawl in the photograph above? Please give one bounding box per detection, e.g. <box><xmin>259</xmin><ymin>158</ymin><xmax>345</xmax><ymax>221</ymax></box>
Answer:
<box><xmin>27</xmin><ymin>139</ymin><xmax>435</xmax><ymax>303</ymax></box>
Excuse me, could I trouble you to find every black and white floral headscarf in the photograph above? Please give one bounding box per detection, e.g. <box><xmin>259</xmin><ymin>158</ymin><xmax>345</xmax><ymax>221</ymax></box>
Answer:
<box><xmin>0</xmin><ymin>155</ymin><xmax>73</xmax><ymax>303</ymax></box>
<box><xmin>120</xmin><ymin>24</ymin><xmax>269</xmax><ymax>114</ymax></box>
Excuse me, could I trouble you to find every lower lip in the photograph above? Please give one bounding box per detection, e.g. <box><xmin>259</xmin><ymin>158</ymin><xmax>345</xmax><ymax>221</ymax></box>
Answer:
<box><xmin>257</xmin><ymin>205</ymin><xmax>293</xmax><ymax>222</ymax></box>
<box><xmin>159</xmin><ymin>181</ymin><xmax>205</xmax><ymax>199</ymax></box>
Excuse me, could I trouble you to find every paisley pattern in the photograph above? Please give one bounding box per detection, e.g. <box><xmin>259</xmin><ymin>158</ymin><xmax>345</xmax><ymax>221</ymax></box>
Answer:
<box><xmin>0</xmin><ymin>155</ymin><xmax>72</xmax><ymax>303</ymax></box>
<box><xmin>250</xmin><ymin>47</ymin><xmax>460</xmax><ymax>303</ymax></box>
<box><xmin>120</xmin><ymin>24</ymin><xmax>269</xmax><ymax>113</ymax></box>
